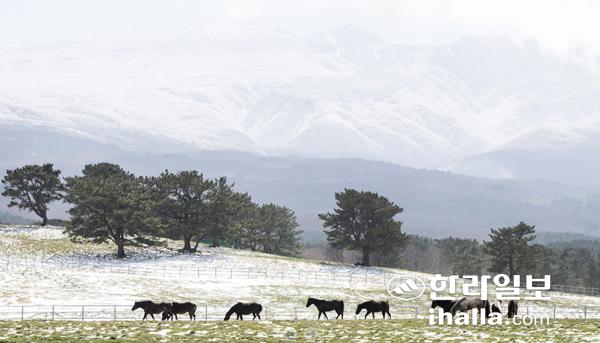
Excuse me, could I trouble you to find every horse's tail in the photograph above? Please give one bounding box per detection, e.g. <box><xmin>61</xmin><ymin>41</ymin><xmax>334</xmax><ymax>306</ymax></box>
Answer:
<box><xmin>190</xmin><ymin>303</ymin><xmax>197</xmax><ymax>315</ymax></box>
<box><xmin>340</xmin><ymin>300</ymin><xmax>344</xmax><ymax>312</ymax></box>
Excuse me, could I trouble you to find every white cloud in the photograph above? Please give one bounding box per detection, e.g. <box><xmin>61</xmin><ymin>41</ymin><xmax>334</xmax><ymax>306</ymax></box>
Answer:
<box><xmin>1</xmin><ymin>0</ymin><xmax>600</xmax><ymax>65</ymax></box>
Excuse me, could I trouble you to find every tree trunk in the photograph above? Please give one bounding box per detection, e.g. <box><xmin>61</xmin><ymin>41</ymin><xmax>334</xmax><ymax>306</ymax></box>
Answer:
<box><xmin>362</xmin><ymin>249</ymin><xmax>370</xmax><ymax>266</ymax></box>
<box><xmin>116</xmin><ymin>242</ymin><xmax>126</xmax><ymax>258</ymax></box>
<box><xmin>182</xmin><ymin>235</ymin><xmax>193</xmax><ymax>253</ymax></box>
<box><xmin>41</xmin><ymin>213</ymin><xmax>48</xmax><ymax>226</ymax></box>
<box><xmin>193</xmin><ymin>240</ymin><xmax>202</xmax><ymax>254</ymax></box>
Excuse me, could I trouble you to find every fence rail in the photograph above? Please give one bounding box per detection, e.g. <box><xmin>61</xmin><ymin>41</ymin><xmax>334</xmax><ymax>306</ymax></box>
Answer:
<box><xmin>1</xmin><ymin>255</ymin><xmax>599</xmax><ymax>297</ymax></box>
<box><xmin>1</xmin><ymin>304</ymin><xmax>599</xmax><ymax>321</ymax></box>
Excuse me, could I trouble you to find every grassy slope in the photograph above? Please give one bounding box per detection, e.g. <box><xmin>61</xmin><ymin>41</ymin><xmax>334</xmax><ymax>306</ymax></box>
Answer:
<box><xmin>1</xmin><ymin>320</ymin><xmax>600</xmax><ymax>342</ymax></box>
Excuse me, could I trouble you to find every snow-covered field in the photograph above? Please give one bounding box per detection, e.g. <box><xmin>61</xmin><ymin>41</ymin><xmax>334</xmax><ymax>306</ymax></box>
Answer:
<box><xmin>1</xmin><ymin>225</ymin><xmax>599</xmax><ymax>322</ymax></box>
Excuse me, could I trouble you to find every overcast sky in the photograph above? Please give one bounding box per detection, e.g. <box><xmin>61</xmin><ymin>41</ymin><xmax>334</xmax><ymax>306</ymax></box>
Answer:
<box><xmin>1</xmin><ymin>0</ymin><xmax>599</xmax><ymax>60</ymax></box>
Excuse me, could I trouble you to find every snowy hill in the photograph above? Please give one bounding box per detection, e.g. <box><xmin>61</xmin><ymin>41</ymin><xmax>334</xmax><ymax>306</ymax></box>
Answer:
<box><xmin>2</xmin><ymin>27</ymin><xmax>599</xmax><ymax>182</ymax></box>
<box><xmin>0</xmin><ymin>225</ymin><xmax>598</xmax><ymax>322</ymax></box>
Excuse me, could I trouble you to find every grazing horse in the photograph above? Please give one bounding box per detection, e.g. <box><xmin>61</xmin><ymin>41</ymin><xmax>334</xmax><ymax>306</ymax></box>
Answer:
<box><xmin>356</xmin><ymin>300</ymin><xmax>391</xmax><ymax>319</ymax></box>
<box><xmin>507</xmin><ymin>300</ymin><xmax>518</xmax><ymax>318</ymax></box>
<box><xmin>162</xmin><ymin>302</ymin><xmax>197</xmax><ymax>321</ymax></box>
<box><xmin>431</xmin><ymin>300</ymin><xmax>457</xmax><ymax>313</ymax></box>
<box><xmin>224</xmin><ymin>302</ymin><xmax>263</xmax><ymax>321</ymax></box>
<box><xmin>131</xmin><ymin>301</ymin><xmax>172</xmax><ymax>320</ymax></box>
<box><xmin>450</xmin><ymin>298</ymin><xmax>490</xmax><ymax>317</ymax></box>
<box><xmin>306</xmin><ymin>298</ymin><xmax>344</xmax><ymax>320</ymax></box>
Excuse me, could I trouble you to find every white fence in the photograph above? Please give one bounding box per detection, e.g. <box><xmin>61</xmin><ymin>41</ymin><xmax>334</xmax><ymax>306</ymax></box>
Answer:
<box><xmin>1</xmin><ymin>255</ymin><xmax>599</xmax><ymax>297</ymax></box>
<box><xmin>0</xmin><ymin>304</ymin><xmax>599</xmax><ymax>321</ymax></box>
<box><xmin>0</xmin><ymin>255</ymin><xmax>394</xmax><ymax>287</ymax></box>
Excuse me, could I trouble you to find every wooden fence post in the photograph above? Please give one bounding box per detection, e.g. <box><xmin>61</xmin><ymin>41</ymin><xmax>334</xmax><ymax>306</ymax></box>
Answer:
<box><xmin>205</xmin><ymin>306</ymin><xmax>208</xmax><ymax>321</ymax></box>
<box><xmin>114</xmin><ymin>305</ymin><xmax>117</xmax><ymax>321</ymax></box>
<box><xmin>52</xmin><ymin>306</ymin><xmax>55</xmax><ymax>321</ymax></box>
<box><xmin>82</xmin><ymin>306</ymin><xmax>85</xmax><ymax>321</ymax></box>
<box><xmin>21</xmin><ymin>306</ymin><xmax>24</xmax><ymax>321</ymax></box>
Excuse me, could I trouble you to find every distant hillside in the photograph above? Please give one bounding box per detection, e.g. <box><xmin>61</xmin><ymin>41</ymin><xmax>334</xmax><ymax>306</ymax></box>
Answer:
<box><xmin>534</xmin><ymin>232</ymin><xmax>600</xmax><ymax>254</ymax></box>
<box><xmin>1</xmin><ymin>125</ymin><xmax>600</xmax><ymax>241</ymax></box>
<box><xmin>0</xmin><ymin>211</ymin><xmax>34</xmax><ymax>225</ymax></box>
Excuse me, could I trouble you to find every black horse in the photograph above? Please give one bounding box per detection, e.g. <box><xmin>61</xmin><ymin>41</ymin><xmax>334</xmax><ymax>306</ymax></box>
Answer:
<box><xmin>131</xmin><ymin>301</ymin><xmax>172</xmax><ymax>320</ymax></box>
<box><xmin>356</xmin><ymin>300</ymin><xmax>391</xmax><ymax>319</ymax></box>
<box><xmin>162</xmin><ymin>302</ymin><xmax>197</xmax><ymax>321</ymax></box>
<box><xmin>450</xmin><ymin>298</ymin><xmax>490</xmax><ymax>317</ymax></box>
<box><xmin>306</xmin><ymin>298</ymin><xmax>344</xmax><ymax>320</ymax></box>
<box><xmin>507</xmin><ymin>300</ymin><xmax>518</xmax><ymax>318</ymax></box>
<box><xmin>224</xmin><ymin>302</ymin><xmax>263</xmax><ymax>321</ymax></box>
<box><xmin>431</xmin><ymin>300</ymin><xmax>457</xmax><ymax>313</ymax></box>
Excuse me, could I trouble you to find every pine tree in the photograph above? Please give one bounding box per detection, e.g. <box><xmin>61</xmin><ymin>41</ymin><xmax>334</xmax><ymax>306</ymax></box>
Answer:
<box><xmin>256</xmin><ymin>203</ymin><xmax>302</xmax><ymax>256</ymax></box>
<box><xmin>319</xmin><ymin>189</ymin><xmax>408</xmax><ymax>266</ymax></box>
<box><xmin>203</xmin><ymin>177</ymin><xmax>250</xmax><ymax>247</ymax></box>
<box><xmin>64</xmin><ymin>163</ymin><xmax>160</xmax><ymax>258</ymax></box>
<box><xmin>1</xmin><ymin>163</ymin><xmax>64</xmax><ymax>226</ymax></box>
<box><xmin>484</xmin><ymin>222</ymin><xmax>536</xmax><ymax>276</ymax></box>
<box><xmin>147</xmin><ymin>170</ymin><xmax>212</xmax><ymax>253</ymax></box>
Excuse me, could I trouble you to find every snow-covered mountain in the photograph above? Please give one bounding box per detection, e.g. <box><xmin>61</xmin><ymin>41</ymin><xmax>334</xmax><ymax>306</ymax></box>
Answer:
<box><xmin>1</xmin><ymin>26</ymin><xmax>599</xmax><ymax>183</ymax></box>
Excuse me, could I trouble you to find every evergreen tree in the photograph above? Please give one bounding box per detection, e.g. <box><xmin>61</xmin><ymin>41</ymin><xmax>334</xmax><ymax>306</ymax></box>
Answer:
<box><xmin>64</xmin><ymin>163</ymin><xmax>160</xmax><ymax>258</ymax></box>
<box><xmin>256</xmin><ymin>203</ymin><xmax>302</xmax><ymax>256</ymax></box>
<box><xmin>319</xmin><ymin>189</ymin><xmax>408</xmax><ymax>266</ymax></box>
<box><xmin>229</xmin><ymin>200</ymin><xmax>260</xmax><ymax>250</ymax></box>
<box><xmin>147</xmin><ymin>170</ymin><xmax>212</xmax><ymax>253</ymax></box>
<box><xmin>1</xmin><ymin>163</ymin><xmax>64</xmax><ymax>226</ymax></box>
<box><xmin>484</xmin><ymin>222</ymin><xmax>536</xmax><ymax>276</ymax></box>
<box><xmin>203</xmin><ymin>177</ymin><xmax>250</xmax><ymax>247</ymax></box>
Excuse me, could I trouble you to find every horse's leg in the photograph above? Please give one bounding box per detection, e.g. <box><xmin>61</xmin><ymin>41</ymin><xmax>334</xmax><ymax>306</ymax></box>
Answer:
<box><xmin>372</xmin><ymin>312</ymin><xmax>375</xmax><ymax>319</ymax></box>
<box><xmin>364</xmin><ymin>312</ymin><xmax>368</xmax><ymax>319</ymax></box>
<box><xmin>323</xmin><ymin>312</ymin><xmax>329</xmax><ymax>320</ymax></box>
<box><xmin>318</xmin><ymin>312</ymin><xmax>321</xmax><ymax>320</ymax></box>
<box><xmin>143</xmin><ymin>313</ymin><xmax>147</xmax><ymax>320</ymax></box>
<box><xmin>150</xmin><ymin>314</ymin><xmax>155</xmax><ymax>320</ymax></box>
<box><xmin>175</xmin><ymin>313</ymin><xmax>178</xmax><ymax>321</ymax></box>
<box><xmin>257</xmin><ymin>313</ymin><xmax>261</xmax><ymax>320</ymax></box>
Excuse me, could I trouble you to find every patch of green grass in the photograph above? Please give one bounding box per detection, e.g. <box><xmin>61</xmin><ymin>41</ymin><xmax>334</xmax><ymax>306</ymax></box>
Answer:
<box><xmin>0</xmin><ymin>319</ymin><xmax>599</xmax><ymax>342</ymax></box>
